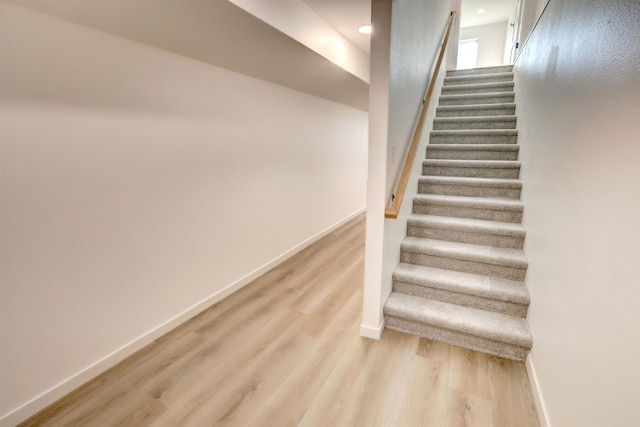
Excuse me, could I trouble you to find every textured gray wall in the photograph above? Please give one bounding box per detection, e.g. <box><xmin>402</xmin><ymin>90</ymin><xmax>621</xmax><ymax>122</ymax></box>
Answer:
<box><xmin>515</xmin><ymin>0</ymin><xmax>640</xmax><ymax>425</ymax></box>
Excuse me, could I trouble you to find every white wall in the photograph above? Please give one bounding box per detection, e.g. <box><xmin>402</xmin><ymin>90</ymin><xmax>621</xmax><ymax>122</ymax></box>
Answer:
<box><xmin>460</xmin><ymin>21</ymin><xmax>509</xmax><ymax>68</ymax></box>
<box><xmin>385</xmin><ymin>0</ymin><xmax>451</xmax><ymax>200</ymax></box>
<box><xmin>514</xmin><ymin>0</ymin><xmax>640</xmax><ymax>426</ymax></box>
<box><xmin>361</xmin><ymin>0</ymin><xmax>451</xmax><ymax>338</ymax></box>
<box><xmin>0</xmin><ymin>3</ymin><xmax>368</xmax><ymax>424</ymax></box>
<box><xmin>2</xmin><ymin>0</ymin><xmax>369</xmax><ymax>111</ymax></box>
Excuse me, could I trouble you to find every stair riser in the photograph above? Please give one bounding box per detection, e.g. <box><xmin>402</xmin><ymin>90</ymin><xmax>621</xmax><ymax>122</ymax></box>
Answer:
<box><xmin>436</xmin><ymin>108</ymin><xmax>516</xmax><ymax>118</ymax></box>
<box><xmin>433</xmin><ymin>120</ymin><xmax>516</xmax><ymax>130</ymax></box>
<box><xmin>423</xmin><ymin>165</ymin><xmax>520</xmax><ymax>179</ymax></box>
<box><xmin>385</xmin><ymin>316</ymin><xmax>529</xmax><ymax>361</ymax></box>
<box><xmin>419</xmin><ymin>182</ymin><xmax>522</xmax><ymax>199</ymax></box>
<box><xmin>393</xmin><ymin>281</ymin><xmax>528</xmax><ymax>317</ymax></box>
<box><xmin>413</xmin><ymin>202</ymin><xmax>523</xmax><ymax>223</ymax></box>
<box><xmin>400</xmin><ymin>251</ymin><xmax>527</xmax><ymax>281</ymax></box>
<box><xmin>439</xmin><ymin>95</ymin><xmax>515</xmax><ymax>106</ymax></box>
<box><xmin>430</xmin><ymin>134</ymin><xmax>517</xmax><ymax>144</ymax></box>
<box><xmin>447</xmin><ymin>66</ymin><xmax>513</xmax><ymax>77</ymax></box>
<box><xmin>426</xmin><ymin>149</ymin><xmax>519</xmax><ymax>161</ymax></box>
<box><xmin>442</xmin><ymin>84</ymin><xmax>514</xmax><ymax>95</ymax></box>
<box><xmin>406</xmin><ymin>225</ymin><xmax>524</xmax><ymax>249</ymax></box>
<box><xmin>444</xmin><ymin>74</ymin><xmax>513</xmax><ymax>86</ymax></box>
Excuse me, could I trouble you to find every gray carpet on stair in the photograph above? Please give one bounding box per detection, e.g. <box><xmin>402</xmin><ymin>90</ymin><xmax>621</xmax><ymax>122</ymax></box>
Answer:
<box><xmin>383</xmin><ymin>65</ymin><xmax>533</xmax><ymax>362</ymax></box>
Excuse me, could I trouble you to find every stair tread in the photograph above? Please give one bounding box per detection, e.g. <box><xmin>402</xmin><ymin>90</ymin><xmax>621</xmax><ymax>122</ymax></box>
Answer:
<box><xmin>401</xmin><ymin>237</ymin><xmax>528</xmax><ymax>268</ymax></box>
<box><xmin>443</xmin><ymin>81</ymin><xmax>514</xmax><ymax>91</ymax></box>
<box><xmin>431</xmin><ymin>129</ymin><xmax>518</xmax><ymax>135</ymax></box>
<box><xmin>440</xmin><ymin>92</ymin><xmax>515</xmax><ymax>100</ymax></box>
<box><xmin>413</xmin><ymin>194</ymin><xmax>524</xmax><ymax>211</ymax></box>
<box><xmin>424</xmin><ymin>159</ymin><xmax>520</xmax><ymax>168</ymax></box>
<box><xmin>393</xmin><ymin>263</ymin><xmax>530</xmax><ymax>304</ymax></box>
<box><xmin>437</xmin><ymin>103</ymin><xmax>516</xmax><ymax>111</ymax></box>
<box><xmin>385</xmin><ymin>292</ymin><xmax>532</xmax><ymax>347</ymax></box>
<box><xmin>407</xmin><ymin>214</ymin><xmax>525</xmax><ymax>236</ymax></box>
<box><xmin>419</xmin><ymin>176</ymin><xmax>522</xmax><ymax>188</ymax></box>
<box><xmin>427</xmin><ymin>144</ymin><xmax>519</xmax><ymax>151</ymax></box>
<box><xmin>434</xmin><ymin>115</ymin><xmax>517</xmax><ymax>122</ymax></box>
<box><xmin>446</xmin><ymin>66</ymin><xmax>513</xmax><ymax>76</ymax></box>
<box><xmin>444</xmin><ymin>72</ymin><xmax>514</xmax><ymax>82</ymax></box>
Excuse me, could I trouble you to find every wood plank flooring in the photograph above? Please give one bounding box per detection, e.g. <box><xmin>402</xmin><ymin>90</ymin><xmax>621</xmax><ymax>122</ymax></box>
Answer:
<box><xmin>20</xmin><ymin>214</ymin><xmax>540</xmax><ymax>427</ymax></box>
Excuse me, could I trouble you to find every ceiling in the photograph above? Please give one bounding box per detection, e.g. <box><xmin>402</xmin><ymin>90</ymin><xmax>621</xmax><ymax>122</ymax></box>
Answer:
<box><xmin>461</xmin><ymin>0</ymin><xmax>516</xmax><ymax>28</ymax></box>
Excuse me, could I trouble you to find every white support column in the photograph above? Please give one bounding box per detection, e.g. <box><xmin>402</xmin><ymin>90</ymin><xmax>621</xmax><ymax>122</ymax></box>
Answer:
<box><xmin>360</xmin><ymin>0</ymin><xmax>392</xmax><ymax>340</ymax></box>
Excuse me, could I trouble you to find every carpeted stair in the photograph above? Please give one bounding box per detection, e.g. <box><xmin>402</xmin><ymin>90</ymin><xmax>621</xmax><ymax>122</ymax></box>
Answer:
<box><xmin>384</xmin><ymin>65</ymin><xmax>533</xmax><ymax>362</ymax></box>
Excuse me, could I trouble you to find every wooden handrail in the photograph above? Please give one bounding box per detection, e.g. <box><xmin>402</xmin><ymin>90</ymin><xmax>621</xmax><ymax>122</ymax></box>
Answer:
<box><xmin>385</xmin><ymin>11</ymin><xmax>457</xmax><ymax>219</ymax></box>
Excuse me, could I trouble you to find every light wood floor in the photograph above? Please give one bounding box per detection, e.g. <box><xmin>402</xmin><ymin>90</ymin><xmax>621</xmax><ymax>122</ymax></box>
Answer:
<box><xmin>21</xmin><ymin>214</ymin><xmax>540</xmax><ymax>427</ymax></box>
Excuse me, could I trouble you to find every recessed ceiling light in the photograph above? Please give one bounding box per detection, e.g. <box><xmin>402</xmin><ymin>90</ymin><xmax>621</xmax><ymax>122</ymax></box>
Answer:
<box><xmin>358</xmin><ymin>25</ymin><xmax>372</xmax><ymax>34</ymax></box>
<box><xmin>478</xmin><ymin>8</ymin><xmax>485</xmax><ymax>13</ymax></box>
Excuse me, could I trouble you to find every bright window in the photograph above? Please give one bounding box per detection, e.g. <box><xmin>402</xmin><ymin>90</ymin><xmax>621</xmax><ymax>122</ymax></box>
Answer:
<box><xmin>457</xmin><ymin>39</ymin><xmax>478</xmax><ymax>70</ymax></box>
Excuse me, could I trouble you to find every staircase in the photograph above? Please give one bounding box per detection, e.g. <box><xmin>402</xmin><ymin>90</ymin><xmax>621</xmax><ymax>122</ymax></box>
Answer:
<box><xmin>383</xmin><ymin>65</ymin><xmax>533</xmax><ymax>362</ymax></box>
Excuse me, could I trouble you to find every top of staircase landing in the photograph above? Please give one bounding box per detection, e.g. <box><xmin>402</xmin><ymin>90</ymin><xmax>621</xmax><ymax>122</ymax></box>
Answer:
<box><xmin>447</xmin><ymin>65</ymin><xmax>514</xmax><ymax>77</ymax></box>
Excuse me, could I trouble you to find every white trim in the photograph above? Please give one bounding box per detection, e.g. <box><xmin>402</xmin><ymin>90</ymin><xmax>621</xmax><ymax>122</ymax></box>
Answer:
<box><xmin>360</xmin><ymin>319</ymin><xmax>385</xmax><ymax>340</ymax></box>
<box><xmin>526</xmin><ymin>356</ymin><xmax>552</xmax><ymax>427</ymax></box>
<box><xmin>1</xmin><ymin>207</ymin><xmax>366</xmax><ymax>427</ymax></box>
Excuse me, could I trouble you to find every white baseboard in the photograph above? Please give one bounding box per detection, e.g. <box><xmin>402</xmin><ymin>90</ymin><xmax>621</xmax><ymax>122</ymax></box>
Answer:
<box><xmin>360</xmin><ymin>319</ymin><xmax>385</xmax><ymax>340</ymax></box>
<box><xmin>1</xmin><ymin>208</ymin><xmax>366</xmax><ymax>427</ymax></box>
<box><xmin>526</xmin><ymin>355</ymin><xmax>551</xmax><ymax>427</ymax></box>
